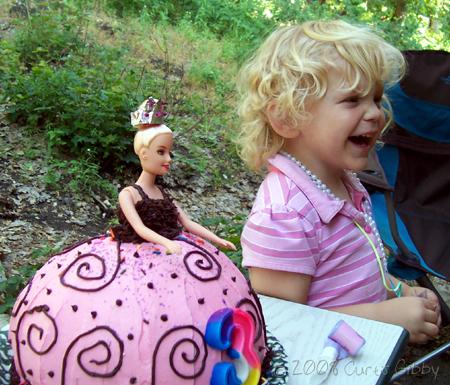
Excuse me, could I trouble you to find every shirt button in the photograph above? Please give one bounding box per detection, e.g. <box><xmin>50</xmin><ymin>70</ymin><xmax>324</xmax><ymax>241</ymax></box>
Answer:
<box><xmin>364</xmin><ymin>224</ymin><xmax>372</xmax><ymax>233</ymax></box>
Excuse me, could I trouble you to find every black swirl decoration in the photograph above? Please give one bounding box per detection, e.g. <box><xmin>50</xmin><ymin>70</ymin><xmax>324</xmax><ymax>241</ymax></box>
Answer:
<box><xmin>60</xmin><ymin>241</ymin><xmax>122</xmax><ymax>292</ymax></box>
<box><xmin>236</xmin><ymin>298</ymin><xmax>264</xmax><ymax>342</ymax></box>
<box><xmin>180</xmin><ymin>238</ymin><xmax>221</xmax><ymax>282</ymax></box>
<box><xmin>14</xmin><ymin>305</ymin><xmax>58</xmax><ymax>380</ymax></box>
<box><xmin>62</xmin><ymin>326</ymin><xmax>124</xmax><ymax>384</ymax></box>
<box><xmin>151</xmin><ymin>325</ymin><xmax>208</xmax><ymax>385</ymax></box>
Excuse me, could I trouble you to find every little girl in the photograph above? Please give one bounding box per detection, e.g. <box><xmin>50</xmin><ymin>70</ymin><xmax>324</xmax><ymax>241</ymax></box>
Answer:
<box><xmin>238</xmin><ymin>20</ymin><xmax>441</xmax><ymax>343</ymax></box>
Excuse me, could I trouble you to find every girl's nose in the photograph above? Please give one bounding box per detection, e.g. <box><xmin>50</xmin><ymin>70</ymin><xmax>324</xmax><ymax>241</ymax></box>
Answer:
<box><xmin>364</xmin><ymin>100</ymin><xmax>383</xmax><ymax>121</ymax></box>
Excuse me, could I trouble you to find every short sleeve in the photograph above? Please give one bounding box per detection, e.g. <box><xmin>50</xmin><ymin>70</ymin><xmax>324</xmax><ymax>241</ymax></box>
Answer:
<box><xmin>241</xmin><ymin>203</ymin><xmax>320</xmax><ymax>275</ymax></box>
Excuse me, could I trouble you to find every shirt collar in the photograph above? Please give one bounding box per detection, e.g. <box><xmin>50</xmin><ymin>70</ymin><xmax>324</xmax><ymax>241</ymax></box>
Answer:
<box><xmin>267</xmin><ymin>154</ymin><xmax>369</xmax><ymax>223</ymax></box>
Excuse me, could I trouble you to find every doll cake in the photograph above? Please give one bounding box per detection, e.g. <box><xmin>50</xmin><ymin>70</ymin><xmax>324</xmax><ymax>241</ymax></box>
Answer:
<box><xmin>9</xmin><ymin>233</ymin><xmax>267</xmax><ymax>385</ymax></box>
<box><xmin>8</xmin><ymin>97</ymin><xmax>268</xmax><ymax>385</ymax></box>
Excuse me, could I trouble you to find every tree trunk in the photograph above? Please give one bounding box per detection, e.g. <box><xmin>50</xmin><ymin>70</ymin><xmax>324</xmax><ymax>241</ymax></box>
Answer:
<box><xmin>393</xmin><ymin>0</ymin><xmax>407</xmax><ymax>19</ymax></box>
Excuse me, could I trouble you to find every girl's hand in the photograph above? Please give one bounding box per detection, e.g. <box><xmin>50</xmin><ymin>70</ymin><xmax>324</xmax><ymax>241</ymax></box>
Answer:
<box><xmin>407</xmin><ymin>286</ymin><xmax>442</xmax><ymax>328</ymax></box>
<box><xmin>164</xmin><ymin>240</ymin><xmax>182</xmax><ymax>255</ymax></box>
<box><xmin>216</xmin><ymin>238</ymin><xmax>237</xmax><ymax>251</ymax></box>
<box><xmin>382</xmin><ymin>296</ymin><xmax>440</xmax><ymax>343</ymax></box>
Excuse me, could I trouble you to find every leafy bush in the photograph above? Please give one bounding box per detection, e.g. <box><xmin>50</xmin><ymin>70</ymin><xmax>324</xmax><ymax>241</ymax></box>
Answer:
<box><xmin>44</xmin><ymin>158</ymin><xmax>118</xmax><ymax>197</ymax></box>
<box><xmin>5</xmin><ymin>59</ymin><xmax>139</xmax><ymax>169</ymax></box>
<box><xmin>12</xmin><ymin>12</ymin><xmax>84</xmax><ymax>69</ymax></box>
<box><xmin>0</xmin><ymin>40</ymin><xmax>22</xmax><ymax>101</ymax></box>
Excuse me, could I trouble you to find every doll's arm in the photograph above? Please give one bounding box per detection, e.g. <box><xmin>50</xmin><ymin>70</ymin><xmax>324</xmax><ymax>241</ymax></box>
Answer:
<box><xmin>248</xmin><ymin>267</ymin><xmax>311</xmax><ymax>303</ymax></box>
<box><xmin>118</xmin><ymin>188</ymin><xmax>182</xmax><ymax>254</ymax></box>
<box><xmin>176</xmin><ymin>204</ymin><xmax>236</xmax><ymax>250</ymax></box>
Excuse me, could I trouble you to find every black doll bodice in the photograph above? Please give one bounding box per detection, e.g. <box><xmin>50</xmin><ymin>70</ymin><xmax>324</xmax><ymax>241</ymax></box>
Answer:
<box><xmin>112</xmin><ymin>184</ymin><xmax>182</xmax><ymax>243</ymax></box>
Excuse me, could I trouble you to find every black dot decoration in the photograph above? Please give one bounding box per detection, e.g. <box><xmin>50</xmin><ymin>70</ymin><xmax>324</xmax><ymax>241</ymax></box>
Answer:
<box><xmin>91</xmin><ymin>311</ymin><xmax>97</xmax><ymax>319</ymax></box>
<box><xmin>46</xmin><ymin>288</ymin><xmax>52</xmax><ymax>295</ymax></box>
<box><xmin>127</xmin><ymin>333</ymin><xmax>134</xmax><ymax>340</ymax></box>
<box><xmin>130</xmin><ymin>377</ymin><xmax>137</xmax><ymax>384</ymax></box>
<box><xmin>57</xmin><ymin>263</ymin><xmax>62</xmax><ymax>269</ymax></box>
<box><xmin>26</xmin><ymin>369</ymin><xmax>33</xmax><ymax>375</ymax></box>
<box><xmin>198</xmin><ymin>298</ymin><xmax>205</xmax><ymax>305</ymax></box>
<box><xmin>231</xmin><ymin>276</ymin><xmax>236</xmax><ymax>282</ymax></box>
<box><xmin>40</xmin><ymin>273</ymin><xmax>46</xmax><ymax>279</ymax></box>
<box><xmin>147</xmin><ymin>282</ymin><xmax>154</xmax><ymax>289</ymax></box>
<box><xmin>21</xmin><ymin>340</ymin><xmax>26</xmax><ymax>345</ymax></box>
<box><xmin>48</xmin><ymin>371</ymin><xmax>54</xmax><ymax>378</ymax></box>
<box><xmin>223</xmin><ymin>289</ymin><xmax>228</xmax><ymax>295</ymax></box>
<box><xmin>116</xmin><ymin>299</ymin><xmax>123</xmax><ymax>306</ymax></box>
<box><xmin>161</xmin><ymin>314</ymin><xmax>168</xmax><ymax>322</ymax></box>
<box><xmin>71</xmin><ymin>305</ymin><xmax>78</xmax><ymax>312</ymax></box>
<box><xmin>171</xmin><ymin>273</ymin><xmax>178</xmax><ymax>279</ymax></box>
<box><xmin>133</xmin><ymin>251</ymin><xmax>140</xmax><ymax>258</ymax></box>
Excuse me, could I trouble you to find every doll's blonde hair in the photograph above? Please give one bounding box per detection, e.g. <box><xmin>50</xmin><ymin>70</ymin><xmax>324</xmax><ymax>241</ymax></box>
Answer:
<box><xmin>237</xmin><ymin>19</ymin><xmax>406</xmax><ymax>171</ymax></box>
<box><xmin>133</xmin><ymin>125</ymin><xmax>172</xmax><ymax>155</ymax></box>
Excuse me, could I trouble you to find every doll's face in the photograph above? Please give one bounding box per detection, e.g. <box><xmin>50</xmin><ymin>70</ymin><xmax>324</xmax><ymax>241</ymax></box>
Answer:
<box><xmin>140</xmin><ymin>133</ymin><xmax>173</xmax><ymax>176</ymax></box>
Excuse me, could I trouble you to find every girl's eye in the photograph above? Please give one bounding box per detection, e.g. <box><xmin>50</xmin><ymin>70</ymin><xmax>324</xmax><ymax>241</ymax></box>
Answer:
<box><xmin>344</xmin><ymin>96</ymin><xmax>359</xmax><ymax>104</ymax></box>
<box><xmin>157</xmin><ymin>149</ymin><xmax>164</xmax><ymax>155</ymax></box>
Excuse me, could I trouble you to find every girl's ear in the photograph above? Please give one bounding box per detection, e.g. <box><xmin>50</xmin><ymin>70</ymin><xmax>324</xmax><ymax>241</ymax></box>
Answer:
<box><xmin>266</xmin><ymin>102</ymin><xmax>300</xmax><ymax>139</ymax></box>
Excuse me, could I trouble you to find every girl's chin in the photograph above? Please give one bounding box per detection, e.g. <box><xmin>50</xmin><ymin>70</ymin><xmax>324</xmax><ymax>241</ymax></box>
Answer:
<box><xmin>348</xmin><ymin>159</ymin><xmax>369</xmax><ymax>172</ymax></box>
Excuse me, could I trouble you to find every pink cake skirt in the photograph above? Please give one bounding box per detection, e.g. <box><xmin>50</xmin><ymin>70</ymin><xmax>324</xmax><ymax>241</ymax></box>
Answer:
<box><xmin>9</xmin><ymin>232</ymin><xmax>266</xmax><ymax>385</ymax></box>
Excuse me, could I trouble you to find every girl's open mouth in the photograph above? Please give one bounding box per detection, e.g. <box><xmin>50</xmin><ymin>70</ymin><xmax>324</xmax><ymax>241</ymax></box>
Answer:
<box><xmin>348</xmin><ymin>134</ymin><xmax>373</xmax><ymax>147</ymax></box>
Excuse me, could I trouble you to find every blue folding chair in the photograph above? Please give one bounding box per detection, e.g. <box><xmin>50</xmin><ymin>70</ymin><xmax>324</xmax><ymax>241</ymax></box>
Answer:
<box><xmin>358</xmin><ymin>50</ymin><xmax>450</xmax><ymax>380</ymax></box>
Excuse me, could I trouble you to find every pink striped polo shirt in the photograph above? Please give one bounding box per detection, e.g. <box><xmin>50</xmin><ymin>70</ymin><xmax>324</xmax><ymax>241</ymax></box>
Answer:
<box><xmin>241</xmin><ymin>154</ymin><xmax>387</xmax><ymax>309</ymax></box>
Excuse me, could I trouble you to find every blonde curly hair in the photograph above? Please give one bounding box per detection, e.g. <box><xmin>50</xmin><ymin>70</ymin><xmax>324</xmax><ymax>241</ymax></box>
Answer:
<box><xmin>237</xmin><ymin>20</ymin><xmax>405</xmax><ymax>171</ymax></box>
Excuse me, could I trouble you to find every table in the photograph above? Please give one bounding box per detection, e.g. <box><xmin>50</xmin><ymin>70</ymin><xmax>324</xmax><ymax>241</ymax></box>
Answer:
<box><xmin>259</xmin><ymin>295</ymin><xmax>408</xmax><ymax>385</ymax></box>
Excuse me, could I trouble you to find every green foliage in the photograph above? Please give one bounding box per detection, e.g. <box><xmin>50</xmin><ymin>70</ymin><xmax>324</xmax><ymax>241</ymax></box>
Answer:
<box><xmin>0</xmin><ymin>39</ymin><xmax>23</xmax><ymax>101</ymax></box>
<box><xmin>5</xmin><ymin>59</ymin><xmax>138</xmax><ymax>169</ymax></box>
<box><xmin>1</xmin><ymin>0</ymin><xmax>448</xmax><ymax>191</ymax></box>
<box><xmin>188</xmin><ymin>60</ymin><xmax>221</xmax><ymax>85</ymax></box>
<box><xmin>44</xmin><ymin>158</ymin><xmax>118</xmax><ymax>198</ymax></box>
<box><xmin>2</xmin><ymin>9</ymin><xmax>159</xmax><ymax>171</ymax></box>
<box><xmin>12</xmin><ymin>12</ymin><xmax>84</xmax><ymax>69</ymax></box>
<box><xmin>268</xmin><ymin>0</ymin><xmax>448</xmax><ymax>50</ymax></box>
<box><xmin>0</xmin><ymin>245</ymin><xmax>57</xmax><ymax>314</ymax></box>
